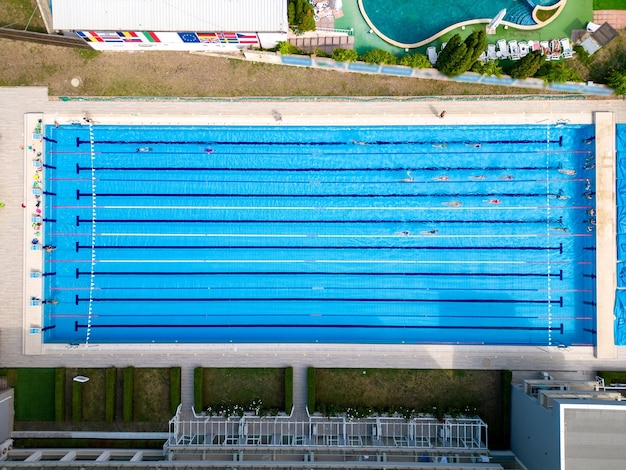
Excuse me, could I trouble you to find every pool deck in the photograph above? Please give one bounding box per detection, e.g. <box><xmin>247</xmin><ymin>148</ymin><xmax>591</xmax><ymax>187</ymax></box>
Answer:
<box><xmin>1</xmin><ymin>87</ymin><xmax>625</xmax><ymax>411</ymax></box>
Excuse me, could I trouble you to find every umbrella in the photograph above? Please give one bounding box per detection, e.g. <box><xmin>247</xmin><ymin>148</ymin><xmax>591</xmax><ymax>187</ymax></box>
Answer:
<box><xmin>334</xmin><ymin>0</ymin><xmax>342</xmax><ymax>10</ymax></box>
<box><xmin>488</xmin><ymin>9</ymin><xmax>507</xmax><ymax>30</ymax></box>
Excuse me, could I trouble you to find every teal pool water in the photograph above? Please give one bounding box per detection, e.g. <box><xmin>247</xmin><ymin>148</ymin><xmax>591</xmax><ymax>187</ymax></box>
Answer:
<box><xmin>360</xmin><ymin>0</ymin><xmax>561</xmax><ymax>45</ymax></box>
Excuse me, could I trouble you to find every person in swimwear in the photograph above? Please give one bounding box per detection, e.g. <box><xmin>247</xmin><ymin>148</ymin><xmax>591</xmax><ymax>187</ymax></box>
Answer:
<box><xmin>586</xmin><ymin>208</ymin><xmax>595</xmax><ymax>216</ymax></box>
<box><xmin>433</xmin><ymin>175</ymin><xmax>449</xmax><ymax>181</ymax></box>
<box><xmin>470</xmin><ymin>175</ymin><xmax>486</xmax><ymax>180</ymax></box>
<box><xmin>500</xmin><ymin>175</ymin><xmax>513</xmax><ymax>180</ymax></box>
<box><xmin>395</xmin><ymin>231</ymin><xmax>411</xmax><ymax>237</ymax></box>
<box><xmin>551</xmin><ymin>227</ymin><xmax>568</xmax><ymax>232</ymax></box>
<box><xmin>136</xmin><ymin>147</ymin><xmax>153</xmax><ymax>152</ymax></box>
<box><xmin>484</xmin><ymin>199</ymin><xmax>501</xmax><ymax>204</ymax></box>
<box><xmin>399</xmin><ymin>171</ymin><xmax>414</xmax><ymax>183</ymax></box>
<box><xmin>421</xmin><ymin>229</ymin><xmax>438</xmax><ymax>235</ymax></box>
<box><xmin>442</xmin><ymin>201</ymin><xmax>462</xmax><ymax>207</ymax></box>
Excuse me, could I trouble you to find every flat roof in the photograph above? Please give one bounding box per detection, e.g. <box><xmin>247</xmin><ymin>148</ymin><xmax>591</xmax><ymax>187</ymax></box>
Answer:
<box><xmin>51</xmin><ymin>0</ymin><xmax>288</xmax><ymax>32</ymax></box>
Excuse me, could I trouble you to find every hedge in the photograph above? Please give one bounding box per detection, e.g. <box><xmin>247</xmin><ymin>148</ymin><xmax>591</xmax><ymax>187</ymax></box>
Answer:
<box><xmin>598</xmin><ymin>371</ymin><xmax>626</xmax><ymax>385</ymax></box>
<box><xmin>194</xmin><ymin>367</ymin><xmax>203</xmax><ymax>411</ymax></box>
<box><xmin>501</xmin><ymin>370</ymin><xmax>512</xmax><ymax>446</ymax></box>
<box><xmin>54</xmin><ymin>368</ymin><xmax>65</xmax><ymax>422</ymax></box>
<box><xmin>123</xmin><ymin>367</ymin><xmax>134</xmax><ymax>423</ymax></box>
<box><xmin>307</xmin><ymin>367</ymin><xmax>315</xmax><ymax>412</ymax></box>
<box><xmin>72</xmin><ymin>381</ymin><xmax>82</xmax><ymax>421</ymax></box>
<box><xmin>105</xmin><ymin>368</ymin><xmax>116</xmax><ymax>422</ymax></box>
<box><xmin>285</xmin><ymin>367</ymin><xmax>293</xmax><ymax>414</ymax></box>
<box><xmin>170</xmin><ymin>367</ymin><xmax>181</xmax><ymax>414</ymax></box>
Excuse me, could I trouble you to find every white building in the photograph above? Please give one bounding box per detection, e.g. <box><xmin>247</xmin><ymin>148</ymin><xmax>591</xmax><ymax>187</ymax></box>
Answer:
<box><xmin>50</xmin><ymin>0</ymin><xmax>288</xmax><ymax>51</ymax></box>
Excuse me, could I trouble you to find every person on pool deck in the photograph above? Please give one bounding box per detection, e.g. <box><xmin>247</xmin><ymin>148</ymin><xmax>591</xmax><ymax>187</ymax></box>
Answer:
<box><xmin>421</xmin><ymin>229</ymin><xmax>438</xmax><ymax>235</ymax></box>
<box><xmin>442</xmin><ymin>201</ymin><xmax>462</xmax><ymax>207</ymax></box>
<box><xmin>136</xmin><ymin>147</ymin><xmax>153</xmax><ymax>152</ymax></box>
<box><xmin>399</xmin><ymin>171</ymin><xmax>414</xmax><ymax>182</ymax></box>
<box><xmin>43</xmin><ymin>245</ymin><xmax>56</xmax><ymax>252</ymax></box>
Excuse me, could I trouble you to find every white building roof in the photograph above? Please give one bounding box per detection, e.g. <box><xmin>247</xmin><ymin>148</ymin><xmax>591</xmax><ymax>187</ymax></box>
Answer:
<box><xmin>51</xmin><ymin>0</ymin><xmax>288</xmax><ymax>32</ymax></box>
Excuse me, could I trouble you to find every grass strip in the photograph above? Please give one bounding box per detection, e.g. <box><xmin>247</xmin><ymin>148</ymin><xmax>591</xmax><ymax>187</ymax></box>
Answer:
<box><xmin>72</xmin><ymin>381</ymin><xmax>82</xmax><ymax>421</ymax></box>
<box><xmin>105</xmin><ymin>368</ymin><xmax>116</xmax><ymax>422</ymax></box>
<box><xmin>194</xmin><ymin>367</ymin><xmax>203</xmax><ymax>411</ymax></box>
<box><xmin>123</xmin><ymin>367</ymin><xmax>134</xmax><ymax>423</ymax></box>
<box><xmin>285</xmin><ymin>367</ymin><xmax>293</xmax><ymax>414</ymax></box>
<box><xmin>170</xmin><ymin>368</ymin><xmax>181</xmax><ymax>414</ymax></box>
<box><xmin>54</xmin><ymin>368</ymin><xmax>65</xmax><ymax>423</ymax></box>
<box><xmin>307</xmin><ymin>367</ymin><xmax>316</xmax><ymax>412</ymax></box>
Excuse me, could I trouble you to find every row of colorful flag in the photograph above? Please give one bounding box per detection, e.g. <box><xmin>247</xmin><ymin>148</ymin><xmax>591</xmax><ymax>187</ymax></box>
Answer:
<box><xmin>77</xmin><ymin>31</ymin><xmax>258</xmax><ymax>45</ymax></box>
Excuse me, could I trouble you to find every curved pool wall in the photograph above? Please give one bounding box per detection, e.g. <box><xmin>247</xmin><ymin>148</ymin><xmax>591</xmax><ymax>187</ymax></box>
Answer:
<box><xmin>615</xmin><ymin>124</ymin><xmax>626</xmax><ymax>345</ymax></box>
<box><xmin>42</xmin><ymin>123</ymin><xmax>596</xmax><ymax>346</ymax></box>
<box><xmin>359</xmin><ymin>0</ymin><xmax>565</xmax><ymax>48</ymax></box>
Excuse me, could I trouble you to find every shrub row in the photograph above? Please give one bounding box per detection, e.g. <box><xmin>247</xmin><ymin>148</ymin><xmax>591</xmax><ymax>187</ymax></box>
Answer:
<box><xmin>284</xmin><ymin>367</ymin><xmax>293</xmax><ymax>414</ymax></box>
<box><xmin>194</xmin><ymin>367</ymin><xmax>203</xmax><ymax>412</ymax></box>
<box><xmin>307</xmin><ymin>367</ymin><xmax>315</xmax><ymax>412</ymax></box>
<box><xmin>170</xmin><ymin>367</ymin><xmax>181</xmax><ymax>414</ymax></box>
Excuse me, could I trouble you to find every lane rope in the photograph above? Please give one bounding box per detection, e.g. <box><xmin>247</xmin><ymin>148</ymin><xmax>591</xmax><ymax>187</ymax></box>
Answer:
<box><xmin>86</xmin><ymin>122</ymin><xmax>96</xmax><ymax>346</ymax></box>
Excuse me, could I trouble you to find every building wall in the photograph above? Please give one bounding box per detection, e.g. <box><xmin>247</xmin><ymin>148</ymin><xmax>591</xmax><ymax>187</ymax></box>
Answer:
<box><xmin>510</xmin><ymin>385</ymin><xmax>560</xmax><ymax>470</ymax></box>
<box><xmin>0</xmin><ymin>389</ymin><xmax>14</xmax><ymax>443</ymax></box>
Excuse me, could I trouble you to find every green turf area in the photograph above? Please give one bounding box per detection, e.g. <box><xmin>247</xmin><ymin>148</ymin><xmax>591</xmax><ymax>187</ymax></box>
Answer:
<box><xmin>201</xmin><ymin>368</ymin><xmax>285</xmax><ymax>411</ymax></box>
<box><xmin>594</xmin><ymin>0</ymin><xmax>626</xmax><ymax>9</ymax></box>
<box><xmin>16</xmin><ymin>369</ymin><xmax>56</xmax><ymax>421</ymax></box>
<box><xmin>133</xmin><ymin>368</ymin><xmax>172</xmax><ymax>423</ymax></box>
<box><xmin>314</xmin><ymin>368</ymin><xmax>510</xmax><ymax>449</ymax></box>
<box><xmin>77</xmin><ymin>368</ymin><xmax>106</xmax><ymax>422</ymax></box>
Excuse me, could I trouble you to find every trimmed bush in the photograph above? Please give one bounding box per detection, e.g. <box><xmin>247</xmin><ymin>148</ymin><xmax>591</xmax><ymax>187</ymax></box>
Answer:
<box><xmin>536</xmin><ymin>61</ymin><xmax>582</xmax><ymax>83</ymax></box>
<box><xmin>501</xmin><ymin>370</ymin><xmax>512</xmax><ymax>446</ymax></box>
<box><xmin>170</xmin><ymin>368</ymin><xmax>182</xmax><ymax>414</ymax></box>
<box><xmin>123</xmin><ymin>367</ymin><xmax>134</xmax><ymax>423</ymax></box>
<box><xmin>277</xmin><ymin>41</ymin><xmax>306</xmax><ymax>56</ymax></box>
<box><xmin>194</xmin><ymin>367</ymin><xmax>203</xmax><ymax>411</ymax></box>
<box><xmin>307</xmin><ymin>367</ymin><xmax>316</xmax><ymax>412</ymax></box>
<box><xmin>471</xmin><ymin>60</ymin><xmax>503</xmax><ymax>78</ymax></box>
<box><xmin>598</xmin><ymin>371</ymin><xmax>626</xmax><ymax>385</ymax></box>
<box><xmin>608</xmin><ymin>70</ymin><xmax>626</xmax><ymax>96</ymax></box>
<box><xmin>285</xmin><ymin>367</ymin><xmax>293</xmax><ymax>414</ymax></box>
<box><xmin>398</xmin><ymin>53</ymin><xmax>430</xmax><ymax>69</ymax></box>
<box><xmin>105</xmin><ymin>368</ymin><xmax>116</xmax><ymax>422</ymax></box>
<box><xmin>359</xmin><ymin>49</ymin><xmax>397</xmax><ymax>65</ymax></box>
<box><xmin>54</xmin><ymin>368</ymin><xmax>65</xmax><ymax>423</ymax></box>
<box><xmin>287</xmin><ymin>0</ymin><xmax>315</xmax><ymax>33</ymax></box>
<box><xmin>436</xmin><ymin>31</ymin><xmax>486</xmax><ymax>77</ymax></box>
<box><xmin>332</xmin><ymin>48</ymin><xmax>358</xmax><ymax>63</ymax></box>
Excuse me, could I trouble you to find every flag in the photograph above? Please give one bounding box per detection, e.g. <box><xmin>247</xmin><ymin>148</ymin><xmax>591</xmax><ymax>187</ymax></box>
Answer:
<box><xmin>236</xmin><ymin>33</ymin><xmax>258</xmax><ymax>44</ymax></box>
<box><xmin>94</xmin><ymin>31</ymin><xmax>124</xmax><ymax>42</ymax></box>
<box><xmin>141</xmin><ymin>31</ymin><xmax>161</xmax><ymax>43</ymax></box>
<box><xmin>120</xmin><ymin>31</ymin><xmax>143</xmax><ymax>43</ymax></box>
<box><xmin>197</xmin><ymin>32</ymin><xmax>220</xmax><ymax>43</ymax></box>
<box><xmin>178</xmin><ymin>32</ymin><xmax>200</xmax><ymax>43</ymax></box>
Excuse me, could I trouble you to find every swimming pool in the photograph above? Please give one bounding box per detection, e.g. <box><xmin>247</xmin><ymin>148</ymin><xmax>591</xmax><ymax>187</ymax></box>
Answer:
<box><xmin>359</xmin><ymin>0</ymin><xmax>563</xmax><ymax>47</ymax></box>
<box><xmin>615</xmin><ymin>124</ymin><xmax>626</xmax><ymax>345</ymax></box>
<box><xmin>42</xmin><ymin>123</ymin><xmax>596</xmax><ymax>345</ymax></box>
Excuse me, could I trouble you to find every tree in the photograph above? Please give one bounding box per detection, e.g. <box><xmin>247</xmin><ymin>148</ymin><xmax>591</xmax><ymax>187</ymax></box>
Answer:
<box><xmin>608</xmin><ymin>70</ymin><xmax>626</xmax><ymax>96</ymax></box>
<box><xmin>509</xmin><ymin>51</ymin><xmax>543</xmax><ymax>79</ymax></box>
<box><xmin>287</xmin><ymin>0</ymin><xmax>315</xmax><ymax>33</ymax></box>
<box><xmin>360</xmin><ymin>49</ymin><xmax>397</xmax><ymax>65</ymax></box>
<box><xmin>435</xmin><ymin>34</ymin><xmax>468</xmax><ymax>76</ymax></box>
<box><xmin>332</xmin><ymin>48</ymin><xmax>358</xmax><ymax>62</ymax></box>
<box><xmin>461</xmin><ymin>30</ymin><xmax>487</xmax><ymax>70</ymax></box>
<box><xmin>398</xmin><ymin>52</ymin><xmax>430</xmax><ymax>69</ymax></box>
<box><xmin>536</xmin><ymin>61</ymin><xmax>582</xmax><ymax>83</ymax></box>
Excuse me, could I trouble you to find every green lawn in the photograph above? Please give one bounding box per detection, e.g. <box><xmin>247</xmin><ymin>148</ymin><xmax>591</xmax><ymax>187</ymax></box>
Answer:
<box><xmin>594</xmin><ymin>0</ymin><xmax>626</xmax><ymax>9</ymax></box>
<box><xmin>314</xmin><ymin>368</ymin><xmax>510</xmax><ymax>449</ymax></box>
<box><xmin>201</xmin><ymin>368</ymin><xmax>285</xmax><ymax>410</ymax></box>
<box><xmin>133</xmin><ymin>368</ymin><xmax>172</xmax><ymax>422</ymax></box>
<box><xmin>76</xmin><ymin>368</ymin><xmax>106</xmax><ymax>421</ymax></box>
<box><xmin>15</xmin><ymin>369</ymin><xmax>56</xmax><ymax>421</ymax></box>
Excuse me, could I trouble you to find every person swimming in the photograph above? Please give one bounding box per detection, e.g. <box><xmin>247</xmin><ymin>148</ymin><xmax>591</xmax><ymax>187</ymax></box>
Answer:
<box><xmin>586</xmin><ymin>208</ymin><xmax>596</xmax><ymax>216</ymax></box>
<box><xmin>399</xmin><ymin>171</ymin><xmax>414</xmax><ymax>183</ymax></box>
<box><xmin>583</xmin><ymin>191</ymin><xmax>595</xmax><ymax>200</ymax></box>
<box><xmin>136</xmin><ymin>147</ymin><xmax>153</xmax><ymax>152</ymax></box>
<box><xmin>470</xmin><ymin>175</ymin><xmax>486</xmax><ymax>180</ymax></box>
<box><xmin>484</xmin><ymin>199</ymin><xmax>501</xmax><ymax>204</ymax></box>
<box><xmin>557</xmin><ymin>163</ymin><xmax>576</xmax><ymax>175</ymax></box>
<box><xmin>585</xmin><ymin>179</ymin><xmax>591</xmax><ymax>191</ymax></box>
<box><xmin>204</xmin><ymin>148</ymin><xmax>214</xmax><ymax>154</ymax></box>
<box><xmin>433</xmin><ymin>176</ymin><xmax>449</xmax><ymax>181</ymax></box>
<box><xmin>432</xmin><ymin>143</ymin><xmax>448</xmax><ymax>148</ymax></box>
<box><xmin>395</xmin><ymin>230</ymin><xmax>411</xmax><ymax>237</ymax></box>
<box><xmin>500</xmin><ymin>175</ymin><xmax>514</xmax><ymax>180</ymax></box>
<box><xmin>551</xmin><ymin>227</ymin><xmax>568</xmax><ymax>232</ymax></box>
<box><xmin>421</xmin><ymin>229</ymin><xmax>438</xmax><ymax>235</ymax></box>
<box><xmin>465</xmin><ymin>142</ymin><xmax>481</xmax><ymax>148</ymax></box>
<box><xmin>583</xmin><ymin>163</ymin><xmax>595</xmax><ymax>170</ymax></box>
<box><xmin>442</xmin><ymin>201</ymin><xmax>462</xmax><ymax>207</ymax></box>
<box><xmin>548</xmin><ymin>189</ymin><xmax>569</xmax><ymax>200</ymax></box>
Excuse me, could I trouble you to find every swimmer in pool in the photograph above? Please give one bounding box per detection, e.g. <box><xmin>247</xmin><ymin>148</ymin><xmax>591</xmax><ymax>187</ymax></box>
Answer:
<box><xmin>484</xmin><ymin>199</ymin><xmax>501</xmax><ymax>204</ymax></box>
<box><xmin>136</xmin><ymin>147</ymin><xmax>153</xmax><ymax>152</ymax></box>
<box><xmin>583</xmin><ymin>163</ymin><xmax>595</xmax><ymax>170</ymax></box>
<box><xmin>558</xmin><ymin>168</ymin><xmax>576</xmax><ymax>176</ymax></box>
<box><xmin>583</xmin><ymin>191</ymin><xmax>594</xmax><ymax>200</ymax></box>
<box><xmin>432</xmin><ymin>143</ymin><xmax>448</xmax><ymax>148</ymax></box>
<box><xmin>586</xmin><ymin>208</ymin><xmax>595</xmax><ymax>216</ymax></box>
<box><xmin>500</xmin><ymin>175</ymin><xmax>514</xmax><ymax>180</ymax></box>
<box><xmin>399</xmin><ymin>171</ymin><xmax>414</xmax><ymax>183</ymax></box>
<box><xmin>548</xmin><ymin>189</ymin><xmax>570</xmax><ymax>200</ymax></box>
<box><xmin>421</xmin><ymin>229</ymin><xmax>438</xmax><ymax>235</ymax></box>
<box><xmin>585</xmin><ymin>179</ymin><xmax>591</xmax><ymax>191</ymax></box>
<box><xmin>465</xmin><ymin>142</ymin><xmax>481</xmax><ymax>148</ymax></box>
<box><xmin>204</xmin><ymin>148</ymin><xmax>214</xmax><ymax>154</ymax></box>
<box><xmin>470</xmin><ymin>175</ymin><xmax>486</xmax><ymax>180</ymax></box>
<box><xmin>395</xmin><ymin>231</ymin><xmax>411</xmax><ymax>237</ymax></box>
<box><xmin>551</xmin><ymin>227</ymin><xmax>568</xmax><ymax>232</ymax></box>
<box><xmin>442</xmin><ymin>201</ymin><xmax>462</xmax><ymax>207</ymax></box>
<box><xmin>433</xmin><ymin>176</ymin><xmax>449</xmax><ymax>181</ymax></box>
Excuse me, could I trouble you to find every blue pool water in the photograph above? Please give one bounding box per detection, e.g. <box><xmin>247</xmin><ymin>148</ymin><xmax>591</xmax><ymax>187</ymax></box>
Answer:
<box><xmin>615</xmin><ymin>124</ymin><xmax>626</xmax><ymax>345</ymax></box>
<box><xmin>360</xmin><ymin>0</ymin><xmax>561</xmax><ymax>45</ymax></box>
<box><xmin>42</xmin><ymin>124</ymin><xmax>596</xmax><ymax>345</ymax></box>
